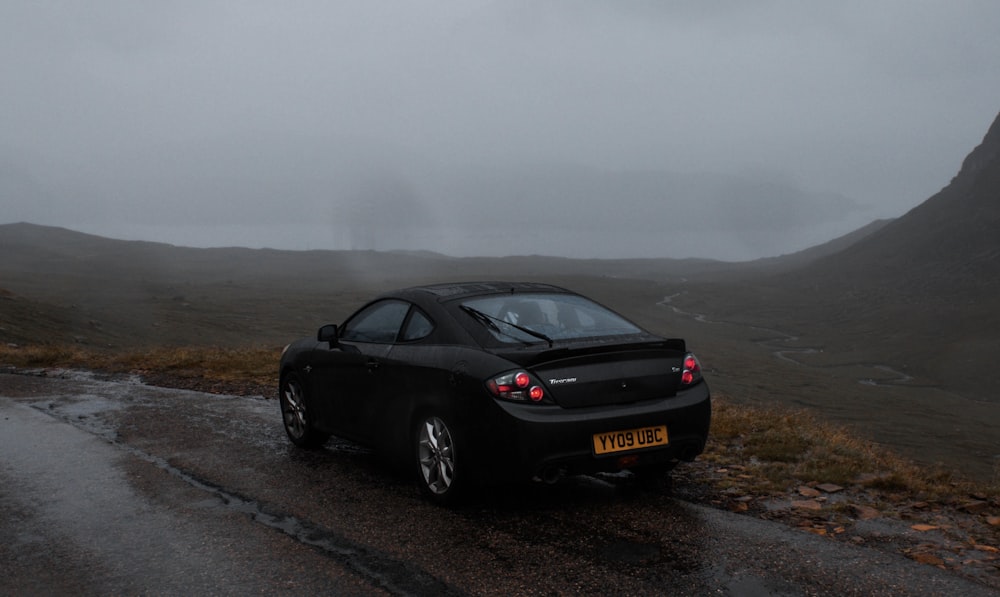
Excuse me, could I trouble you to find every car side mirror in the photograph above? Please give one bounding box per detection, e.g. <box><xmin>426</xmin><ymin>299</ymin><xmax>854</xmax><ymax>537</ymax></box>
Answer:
<box><xmin>317</xmin><ymin>324</ymin><xmax>339</xmax><ymax>346</ymax></box>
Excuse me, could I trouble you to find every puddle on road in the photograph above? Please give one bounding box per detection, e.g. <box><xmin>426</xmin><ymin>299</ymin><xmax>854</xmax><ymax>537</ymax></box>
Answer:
<box><xmin>30</xmin><ymin>397</ymin><xmax>123</xmax><ymax>443</ymax></box>
<box><xmin>44</xmin><ymin>395</ymin><xmax>125</xmax><ymax>420</ymax></box>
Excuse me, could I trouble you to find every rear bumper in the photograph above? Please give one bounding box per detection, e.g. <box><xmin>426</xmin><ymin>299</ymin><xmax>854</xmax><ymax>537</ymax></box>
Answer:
<box><xmin>466</xmin><ymin>381</ymin><xmax>711</xmax><ymax>481</ymax></box>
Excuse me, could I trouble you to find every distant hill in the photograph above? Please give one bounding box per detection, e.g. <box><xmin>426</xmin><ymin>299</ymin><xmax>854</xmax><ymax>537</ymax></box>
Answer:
<box><xmin>0</xmin><ymin>215</ymin><xmax>885</xmax><ymax>350</ymax></box>
<box><xmin>748</xmin><ymin>218</ymin><xmax>894</xmax><ymax>273</ymax></box>
<box><xmin>0</xmin><ymin>222</ymin><xmax>707</xmax><ymax>348</ymax></box>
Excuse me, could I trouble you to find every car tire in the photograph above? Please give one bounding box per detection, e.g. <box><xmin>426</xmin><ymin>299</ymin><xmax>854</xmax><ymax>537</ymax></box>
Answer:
<box><xmin>279</xmin><ymin>372</ymin><xmax>329</xmax><ymax>449</ymax></box>
<box><xmin>413</xmin><ymin>413</ymin><xmax>465</xmax><ymax>505</ymax></box>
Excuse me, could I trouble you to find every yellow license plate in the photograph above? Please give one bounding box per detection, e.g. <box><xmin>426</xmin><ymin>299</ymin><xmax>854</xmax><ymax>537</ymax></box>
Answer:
<box><xmin>592</xmin><ymin>425</ymin><xmax>669</xmax><ymax>455</ymax></box>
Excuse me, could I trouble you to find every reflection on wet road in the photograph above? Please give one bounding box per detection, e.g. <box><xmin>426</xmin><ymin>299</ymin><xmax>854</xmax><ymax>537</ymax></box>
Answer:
<box><xmin>1</xmin><ymin>371</ymin><xmax>992</xmax><ymax>595</ymax></box>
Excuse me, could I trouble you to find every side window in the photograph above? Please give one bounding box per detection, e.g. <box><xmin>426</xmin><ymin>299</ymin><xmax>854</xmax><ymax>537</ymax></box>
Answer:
<box><xmin>340</xmin><ymin>300</ymin><xmax>410</xmax><ymax>343</ymax></box>
<box><xmin>400</xmin><ymin>309</ymin><xmax>434</xmax><ymax>342</ymax></box>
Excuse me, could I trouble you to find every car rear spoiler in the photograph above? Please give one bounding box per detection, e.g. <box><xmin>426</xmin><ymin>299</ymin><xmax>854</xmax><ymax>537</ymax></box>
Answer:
<box><xmin>493</xmin><ymin>337</ymin><xmax>687</xmax><ymax>367</ymax></box>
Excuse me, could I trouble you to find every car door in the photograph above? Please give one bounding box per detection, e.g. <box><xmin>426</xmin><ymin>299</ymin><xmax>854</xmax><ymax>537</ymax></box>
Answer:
<box><xmin>309</xmin><ymin>299</ymin><xmax>410</xmax><ymax>444</ymax></box>
<box><xmin>367</xmin><ymin>306</ymin><xmax>438</xmax><ymax>440</ymax></box>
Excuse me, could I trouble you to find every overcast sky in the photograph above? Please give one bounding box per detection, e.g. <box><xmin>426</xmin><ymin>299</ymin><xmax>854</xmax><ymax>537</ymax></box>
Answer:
<box><xmin>2</xmin><ymin>1</ymin><xmax>999</xmax><ymax>260</ymax></box>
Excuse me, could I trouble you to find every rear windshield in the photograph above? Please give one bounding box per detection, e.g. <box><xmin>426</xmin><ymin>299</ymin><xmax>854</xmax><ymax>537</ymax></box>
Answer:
<box><xmin>459</xmin><ymin>293</ymin><xmax>642</xmax><ymax>344</ymax></box>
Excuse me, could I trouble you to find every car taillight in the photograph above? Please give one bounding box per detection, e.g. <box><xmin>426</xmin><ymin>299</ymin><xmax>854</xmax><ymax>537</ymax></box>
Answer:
<box><xmin>681</xmin><ymin>353</ymin><xmax>703</xmax><ymax>386</ymax></box>
<box><xmin>487</xmin><ymin>370</ymin><xmax>546</xmax><ymax>403</ymax></box>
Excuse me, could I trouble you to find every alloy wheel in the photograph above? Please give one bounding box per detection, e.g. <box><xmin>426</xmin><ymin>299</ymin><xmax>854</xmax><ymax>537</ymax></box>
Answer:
<box><xmin>417</xmin><ymin>416</ymin><xmax>455</xmax><ymax>495</ymax></box>
<box><xmin>281</xmin><ymin>378</ymin><xmax>307</xmax><ymax>440</ymax></box>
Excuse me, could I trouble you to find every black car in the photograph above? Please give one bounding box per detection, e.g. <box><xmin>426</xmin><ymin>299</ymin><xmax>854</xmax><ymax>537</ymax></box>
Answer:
<box><xmin>278</xmin><ymin>281</ymin><xmax>710</xmax><ymax>504</ymax></box>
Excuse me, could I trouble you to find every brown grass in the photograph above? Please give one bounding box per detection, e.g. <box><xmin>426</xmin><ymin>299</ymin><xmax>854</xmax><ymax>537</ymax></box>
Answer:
<box><xmin>706</xmin><ymin>394</ymin><xmax>996</xmax><ymax>499</ymax></box>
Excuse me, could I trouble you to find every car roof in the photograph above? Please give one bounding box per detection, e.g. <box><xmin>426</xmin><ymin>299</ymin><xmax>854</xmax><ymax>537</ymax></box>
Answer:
<box><xmin>394</xmin><ymin>281</ymin><xmax>571</xmax><ymax>302</ymax></box>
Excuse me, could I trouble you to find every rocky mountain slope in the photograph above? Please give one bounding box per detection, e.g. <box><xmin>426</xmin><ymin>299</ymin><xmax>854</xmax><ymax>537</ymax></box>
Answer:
<box><xmin>809</xmin><ymin>110</ymin><xmax>1000</xmax><ymax>290</ymax></box>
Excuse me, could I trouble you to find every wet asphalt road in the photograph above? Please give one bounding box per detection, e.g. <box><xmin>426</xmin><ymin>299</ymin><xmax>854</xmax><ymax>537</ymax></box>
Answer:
<box><xmin>0</xmin><ymin>371</ymin><xmax>994</xmax><ymax>596</ymax></box>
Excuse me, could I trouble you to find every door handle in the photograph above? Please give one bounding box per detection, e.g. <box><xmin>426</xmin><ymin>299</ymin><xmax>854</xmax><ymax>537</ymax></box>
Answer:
<box><xmin>366</xmin><ymin>359</ymin><xmax>381</xmax><ymax>371</ymax></box>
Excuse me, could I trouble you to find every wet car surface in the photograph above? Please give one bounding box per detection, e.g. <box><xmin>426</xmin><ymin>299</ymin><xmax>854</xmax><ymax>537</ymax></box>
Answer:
<box><xmin>0</xmin><ymin>370</ymin><xmax>993</xmax><ymax>596</ymax></box>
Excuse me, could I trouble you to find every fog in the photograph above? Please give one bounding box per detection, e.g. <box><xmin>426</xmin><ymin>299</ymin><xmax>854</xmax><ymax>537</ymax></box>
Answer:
<box><xmin>2</xmin><ymin>1</ymin><xmax>999</xmax><ymax>260</ymax></box>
